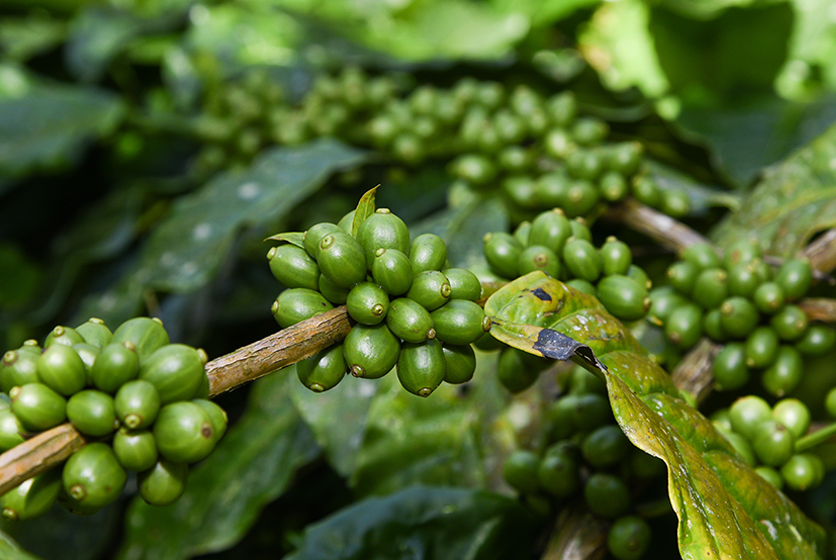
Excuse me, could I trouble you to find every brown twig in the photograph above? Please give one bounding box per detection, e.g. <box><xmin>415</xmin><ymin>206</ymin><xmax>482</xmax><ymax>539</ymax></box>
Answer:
<box><xmin>798</xmin><ymin>298</ymin><xmax>836</xmax><ymax>324</ymax></box>
<box><xmin>604</xmin><ymin>198</ymin><xmax>709</xmax><ymax>255</ymax></box>
<box><xmin>540</xmin><ymin>506</ymin><xmax>608</xmax><ymax>560</ymax></box>
<box><xmin>669</xmin><ymin>338</ymin><xmax>720</xmax><ymax>403</ymax></box>
<box><xmin>802</xmin><ymin>228</ymin><xmax>836</xmax><ymax>275</ymax></box>
<box><xmin>0</xmin><ymin>307</ymin><xmax>352</xmax><ymax>495</ymax></box>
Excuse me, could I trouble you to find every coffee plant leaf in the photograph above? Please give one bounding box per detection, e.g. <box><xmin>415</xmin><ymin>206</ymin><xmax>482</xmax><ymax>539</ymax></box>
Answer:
<box><xmin>710</xmin><ymin>119</ymin><xmax>836</xmax><ymax>256</ymax></box>
<box><xmin>290</xmin><ymin>372</ymin><xmax>379</xmax><ymax>479</ymax></box>
<box><xmin>139</xmin><ymin>138</ymin><xmax>367</xmax><ymax>292</ymax></box>
<box><xmin>349</xmin><ymin>185</ymin><xmax>378</xmax><ymax>237</ymax></box>
<box><xmin>284</xmin><ymin>485</ymin><xmax>543</xmax><ymax>560</ymax></box>
<box><xmin>117</xmin><ymin>373</ymin><xmax>320</xmax><ymax>560</ymax></box>
<box><xmin>485</xmin><ymin>272</ymin><xmax>827</xmax><ymax>560</ymax></box>
<box><xmin>264</xmin><ymin>232</ymin><xmax>305</xmax><ymax>248</ymax></box>
<box><xmin>0</xmin><ymin>80</ymin><xmax>124</xmax><ymax>180</ymax></box>
<box><xmin>0</xmin><ymin>536</ymin><xmax>41</xmax><ymax>560</ymax></box>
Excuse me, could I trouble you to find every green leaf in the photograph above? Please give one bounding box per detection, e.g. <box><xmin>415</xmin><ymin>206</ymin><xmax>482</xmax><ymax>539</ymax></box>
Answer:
<box><xmin>139</xmin><ymin>139</ymin><xmax>367</xmax><ymax>292</ymax></box>
<box><xmin>289</xmin><ymin>371</ymin><xmax>379</xmax><ymax>478</ymax></box>
<box><xmin>710</xmin><ymin>120</ymin><xmax>836</xmax><ymax>256</ymax></box>
<box><xmin>485</xmin><ymin>272</ymin><xmax>826</xmax><ymax>560</ymax></box>
<box><xmin>0</xmin><ymin>534</ymin><xmax>41</xmax><ymax>560</ymax></box>
<box><xmin>284</xmin><ymin>485</ymin><xmax>543</xmax><ymax>560</ymax></box>
<box><xmin>117</xmin><ymin>372</ymin><xmax>320</xmax><ymax>560</ymax></box>
<box><xmin>264</xmin><ymin>232</ymin><xmax>305</xmax><ymax>248</ymax></box>
<box><xmin>0</xmin><ymin>15</ymin><xmax>66</xmax><ymax>61</ymax></box>
<box><xmin>349</xmin><ymin>185</ymin><xmax>378</xmax><ymax>237</ymax></box>
<box><xmin>0</xmin><ymin>80</ymin><xmax>124</xmax><ymax>179</ymax></box>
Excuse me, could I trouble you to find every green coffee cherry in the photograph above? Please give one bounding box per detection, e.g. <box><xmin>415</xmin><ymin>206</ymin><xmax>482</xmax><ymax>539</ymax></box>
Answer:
<box><xmin>409</xmin><ymin>233</ymin><xmax>447</xmax><ymax>274</ymax></box>
<box><xmin>533</xmin><ymin>172</ymin><xmax>572</xmax><ymax>211</ymax></box>
<box><xmin>113</xmin><ymin>428</ymin><xmax>158</xmax><ymax>472</ymax></box>
<box><xmin>596</xmin><ymin>275</ymin><xmax>651</xmax><ymax>322</ymax></box>
<box><xmin>272</xmin><ymin>288</ymin><xmax>334</xmax><ymax>328</ymax></box>
<box><xmin>557</xmin><ymin>392</ymin><xmax>613</xmax><ymax>433</ymax></box>
<box><xmin>566</xmin><ymin>279</ymin><xmax>596</xmax><ymax>296</ymax></box>
<box><xmin>701</xmin><ymin>308</ymin><xmax>727</xmax><ymax>342</ymax></box>
<box><xmin>357</xmin><ymin>209</ymin><xmax>410</xmax><ymax>270</ymax></box>
<box><xmin>538</xmin><ymin>442</ymin><xmax>581</xmax><ymax>498</ymax></box>
<box><xmin>450</xmin><ymin>154</ymin><xmax>497</xmax><ymax>185</ymax></box>
<box><xmin>729</xmin><ymin>395</ymin><xmax>772</xmax><ymax>440</ymax></box>
<box><xmin>761</xmin><ymin>345</ymin><xmax>803</xmax><ymax>397</ymax></box>
<box><xmin>745</xmin><ymin>327</ymin><xmax>779</xmax><ymax>368</ymax></box>
<box><xmin>44</xmin><ymin>325</ymin><xmax>85</xmax><ymax>348</ymax></box>
<box><xmin>773</xmin><ymin>398</ymin><xmax>811</xmax><ymax>439</ymax></box>
<box><xmin>343</xmin><ymin>323</ymin><xmax>400</xmax><ymax>379</ymax></box>
<box><xmin>567</xmin><ymin>149</ymin><xmax>603</xmax><ymax>181</ymax></box>
<box><xmin>722</xmin><ymin>431</ymin><xmax>756</xmax><ymax>467</ymax></box>
<box><xmin>528</xmin><ymin>209</ymin><xmax>572</xmax><ymax>254</ymax></box>
<box><xmin>584</xmin><ymin>473</ymin><xmax>630</xmax><ymax>518</ymax></box>
<box><xmin>430</xmin><ymin>300</ymin><xmax>489</xmax><ymax>346</ymax></box>
<box><xmin>660</xmin><ymin>189</ymin><xmax>690</xmax><ymax>218</ymax></box>
<box><xmin>599</xmin><ymin>171</ymin><xmax>629</xmax><ymax>202</ymax></box>
<box><xmin>406</xmin><ymin>271</ymin><xmax>451</xmax><ymax>311</ymax></box>
<box><xmin>396</xmin><ymin>339</ymin><xmax>446</xmax><ymax>397</ymax></box>
<box><xmin>91</xmin><ymin>342</ymin><xmax>140</xmax><ymax>394</ymax></box>
<box><xmin>442</xmin><ymin>268</ymin><xmax>482</xmax><ymax>301</ymax></box>
<box><xmin>317</xmin><ymin>232</ymin><xmax>367</xmax><ymax>289</ymax></box>
<box><xmin>386</xmin><ymin>298</ymin><xmax>436</xmax><ymax>343</ymax></box>
<box><xmin>691</xmin><ymin>269</ymin><xmax>728</xmax><ymax>310</ymax></box>
<box><xmin>67</xmin><ymin>390</ymin><xmax>119</xmax><ymax>437</ymax></box>
<box><xmin>440</xmin><ymin>343</ymin><xmax>476</xmax><ymax>385</ymax></box>
<box><xmin>75</xmin><ymin>318</ymin><xmax>112</xmax><ymax>349</ymax></box>
<box><xmin>563</xmin><ymin>237</ymin><xmax>602</xmax><ymax>282</ymax></box>
<box><xmin>581</xmin><ymin>424</ymin><xmax>631</xmax><ymax>468</ymax></box>
<box><xmin>723</xmin><ymin>239</ymin><xmax>762</xmax><ymax>269</ymax></box>
<box><xmin>666</xmin><ymin>261</ymin><xmax>700</xmax><ymax>294</ymax></box>
<box><xmin>138</xmin><ymin>459</ymin><xmax>189</xmax><ymax>506</ymax></box>
<box><xmin>631</xmin><ymin>176</ymin><xmax>661</xmax><ymax>207</ymax></box>
<box><xmin>629</xmin><ymin>448</ymin><xmax>665</xmax><ymax>480</ymax></box>
<box><xmin>267</xmin><ymin>244</ymin><xmax>320</xmax><ymax>290</ymax></box>
<box><xmin>303</xmin><ymin>222</ymin><xmax>343</xmax><ymax>259</ymax></box>
<box><xmin>512</xmin><ymin>220</ymin><xmax>531</xmax><ymax>246</ymax></box>
<box><xmin>11</xmin><ymin>383</ymin><xmax>67</xmax><ymax>432</ymax></box>
<box><xmin>502</xmin><ymin>450</ymin><xmax>541</xmax><ymax>495</ymax></box>
<box><xmin>0</xmin><ymin>468</ymin><xmax>62</xmax><ymax>522</ymax></box>
<box><xmin>563</xmin><ymin>179</ymin><xmax>600</xmax><ymax>217</ymax></box>
<box><xmin>770</xmin><ymin>304</ymin><xmax>809</xmax><ymax>341</ymax></box>
<box><xmin>139</xmin><ymin>344</ymin><xmax>206</xmax><ymax>404</ymax></box>
<box><xmin>296</xmin><ymin>344</ymin><xmax>347</xmax><ymax>393</ymax></box>
<box><xmin>153</xmin><ymin>401</ymin><xmax>216</xmax><ymax>464</ymax></box>
<box><xmin>496</xmin><ymin>348</ymin><xmax>542</xmax><ymax>394</ymax></box>
<box><xmin>517</xmin><ymin>245</ymin><xmax>560</xmax><ymax>277</ymax></box>
<box><xmin>72</xmin><ymin>343</ymin><xmax>99</xmax><ymax>383</ymax></box>
<box><xmin>753</xmin><ymin>282</ymin><xmax>785</xmax><ymax>314</ymax></box>
<box><xmin>727</xmin><ymin>263</ymin><xmax>761</xmax><ymax>298</ymax></box>
<box><xmin>775</xmin><ymin>258</ymin><xmax>813</xmax><ymax>301</ymax></box>
<box><xmin>0</xmin><ymin>409</ymin><xmax>25</xmax><ymax>451</ymax></box>
<box><xmin>0</xmin><ymin>350</ymin><xmax>40</xmax><ymax>393</ymax></box>
<box><xmin>719</xmin><ymin>297</ymin><xmax>759</xmax><ymax>339</ymax></box>
<box><xmin>648</xmin><ymin>287</ymin><xmax>687</xmax><ymax>325</ymax></box>
<box><xmin>318</xmin><ymin>274</ymin><xmax>351</xmax><ymax>305</ymax></box>
<box><xmin>546</xmin><ymin>91</ymin><xmax>577</xmax><ymax>126</ymax></box>
<box><xmin>682</xmin><ymin>242</ymin><xmax>721</xmax><ymax>271</ymax></box>
<box><xmin>796</xmin><ymin>325</ymin><xmax>836</xmax><ymax>356</ymax></box>
<box><xmin>192</xmin><ymin>399</ymin><xmax>228</xmax><ymax>445</ymax></box>
<box><xmin>37</xmin><ymin>343</ymin><xmax>86</xmax><ymax>397</ymax></box>
<box><xmin>607</xmin><ymin>516</ymin><xmax>651</xmax><ymax>560</ymax></box>
<box><xmin>781</xmin><ymin>453</ymin><xmax>825</xmax><ymax>491</ymax></box>
<box><xmin>755</xmin><ymin>466</ymin><xmax>783</xmax><ymax>490</ymax></box>
<box><xmin>572</xmin><ymin>116</ymin><xmax>608</xmax><ymax>145</ymax></box>
<box><xmin>483</xmin><ymin>233</ymin><xmax>522</xmax><ymax>279</ymax></box>
<box><xmin>712</xmin><ymin>342</ymin><xmax>748</xmax><ymax>391</ymax></box>
<box><xmin>752</xmin><ymin>420</ymin><xmax>795</xmax><ymax>467</ymax></box>
<box><xmin>62</xmin><ymin>442</ymin><xmax>127</xmax><ymax>510</ymax></box>
<box><xmin>372</xmin><ymin>248</ymin><xmax>413</xmax><ymax>296</ymax></box>
<box><xmin>114</xmin><ymin>379</ymin><xmax>160</xmax><ymax>430</ymax></box>
<box><xmin>665</xmin><ymin>303</ymin><xmax>703</xmax><ymax>349</ymax></box>
<box><xmin>600</xmin><ymin>237</ymin><xmax>632</xmax><ymax>276</ymax></box>
<box><xmin>111</xmin><ymin>317</ymin><xmax>170</xmax><ymax>362</ymax></box>
<box><xmin>346</xmin><ymin>282</ymin><xmax>390</xmax><ymax>325</ymax></box>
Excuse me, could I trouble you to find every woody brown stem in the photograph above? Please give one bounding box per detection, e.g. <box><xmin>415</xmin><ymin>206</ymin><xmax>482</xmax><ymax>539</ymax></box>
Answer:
<box><xmin>604</xmin><ymin>198</ymin><xmax>709</xmax><ymax>255</ymax></box>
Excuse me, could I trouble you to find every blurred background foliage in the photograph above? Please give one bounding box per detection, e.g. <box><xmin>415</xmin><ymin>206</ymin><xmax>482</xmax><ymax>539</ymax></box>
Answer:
<box><xmin>1</xmin><ymin>0</ymin><xmax>836</xmax><ymax>558</ymax></box>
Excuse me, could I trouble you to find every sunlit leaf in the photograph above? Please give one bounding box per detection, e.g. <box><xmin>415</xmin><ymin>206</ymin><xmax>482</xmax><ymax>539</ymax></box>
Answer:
<box><xmin>349</xmin><ymin>185</ymin><xmax>378</xmax><ymax>237</ymax></box>
<box><xmin>485</xmin><ymin>272</ymin><xmax>826</xmax><ymax>559</ymax></box>
<box><xmin>710</xmin><ymin>120</ymin><xmax>836</xmax><ymax>256</ymax></box>
<box><xmin>117</xmin><ymin>372</ymin><xmax>320</xmax><ymax>560</ymax></box>
<box><xmin>284</xmin><ymin>485</ymin><xmax>543</xmax><ymax>560</ymax></box>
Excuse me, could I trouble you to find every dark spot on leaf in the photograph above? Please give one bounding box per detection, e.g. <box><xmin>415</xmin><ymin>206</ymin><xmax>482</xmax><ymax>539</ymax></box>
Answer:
<box><xmin>530</xmin><ymin>287</ymin><xmax>551</xmax><ymax>301</ymax></box>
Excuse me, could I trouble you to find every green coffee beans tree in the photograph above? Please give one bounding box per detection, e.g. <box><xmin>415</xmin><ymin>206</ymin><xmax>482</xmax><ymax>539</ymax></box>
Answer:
<box><xmin>0</xmin><ymin>317</ymin><xmax>228</xmax><ymax>520</ymax></box>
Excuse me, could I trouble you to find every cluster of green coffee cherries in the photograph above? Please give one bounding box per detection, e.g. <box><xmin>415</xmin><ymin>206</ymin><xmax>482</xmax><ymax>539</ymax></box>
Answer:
<box><xmin>711</xmin><ymin>396</ymin><xmax>825</xmax><ymax>492</ymax></box>
<box><xmin>194</xmin><ymin>66</ymin><xmax>688</xmax><ymax>220</ymax></box>
<box><xmin>502</xmin><ymin>366</ymin><xmax>662</xmax><ymax>560</ymax></box>
<box><xmin>649</xmin><ymin>240</ymin><xmax>833</xmax><ymax>395</ymax></box>
<box><xmin>0</xmin><ymin>317</ymin><xmax>227</xmax><ymax>520</ymax></box>
<box><xmin>484</xmin><ymin>208</ymin><xmax>652</xmax><ymax>323</ymax></box>
<box><xmin>269</xmin><ymin>207</ymin><xmax>489</xmax><ymax>397</ymax></box>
